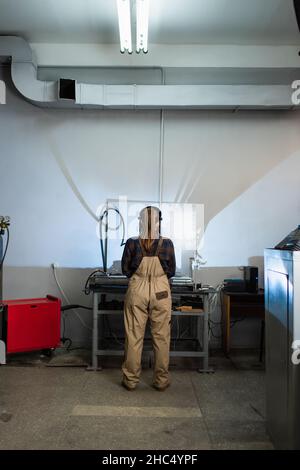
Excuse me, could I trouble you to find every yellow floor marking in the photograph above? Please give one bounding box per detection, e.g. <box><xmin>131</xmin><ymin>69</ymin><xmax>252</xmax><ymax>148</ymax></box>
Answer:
<box><xmin>72</xmin><ymin>405</ymin><xmax>202</xmax><ymax>418</ymax></box>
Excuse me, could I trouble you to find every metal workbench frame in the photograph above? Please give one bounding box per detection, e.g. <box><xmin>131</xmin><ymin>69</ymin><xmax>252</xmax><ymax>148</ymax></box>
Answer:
<box><xmin>89</xmin><ymin>287</ymin><xmax>215</xmax><ymax>373</ymax></box>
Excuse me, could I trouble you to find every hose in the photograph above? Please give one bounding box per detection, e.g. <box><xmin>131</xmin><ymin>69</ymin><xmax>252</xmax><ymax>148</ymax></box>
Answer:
<box><xmin>99</xmin><ymin>206</ymin><xmax>126</xmax><ymax>272</ymax></box>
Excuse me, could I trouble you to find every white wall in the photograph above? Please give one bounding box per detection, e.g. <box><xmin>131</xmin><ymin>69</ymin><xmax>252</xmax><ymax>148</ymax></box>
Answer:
<box><xmin>163</xmin><ymin>110</ymin><xmax>300</xmax><ymax>265</ymax></box>
<box><xmin>1</xmin><ymin>65</ymin><xmax>300</xmax><ymax>347</ymax></box>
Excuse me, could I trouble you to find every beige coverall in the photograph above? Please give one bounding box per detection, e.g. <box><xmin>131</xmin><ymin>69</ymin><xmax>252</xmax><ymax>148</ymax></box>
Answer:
<box><xmin>122</xmin><ymin>237</ymin><xmax>172</xmax><ymax>390</ymax></box>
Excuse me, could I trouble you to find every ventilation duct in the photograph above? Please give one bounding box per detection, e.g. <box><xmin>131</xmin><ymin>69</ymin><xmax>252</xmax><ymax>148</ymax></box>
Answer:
<box><xmin>0</xmin><ymin>36</ymin><xmax>298</xmax><ymax>110</ymax></box>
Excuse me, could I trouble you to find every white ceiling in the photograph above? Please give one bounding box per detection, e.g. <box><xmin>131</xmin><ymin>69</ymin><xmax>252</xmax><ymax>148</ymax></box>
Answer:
<box><xmin>0</xmin><ymin>0</ymin><xmax>299</xmax><ymax>45</ymax></box>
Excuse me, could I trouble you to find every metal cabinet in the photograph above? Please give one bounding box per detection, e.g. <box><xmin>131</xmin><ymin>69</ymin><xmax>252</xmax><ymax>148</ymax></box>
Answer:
<box><xmin>0</xmin><ymin>233</ymin><xmax>3</xmax><ymax>301</ymax></box>
<box><xmin>264</xmin><ymin>249</ymin><xmax>300</xmax><ymax>449</ymax></box>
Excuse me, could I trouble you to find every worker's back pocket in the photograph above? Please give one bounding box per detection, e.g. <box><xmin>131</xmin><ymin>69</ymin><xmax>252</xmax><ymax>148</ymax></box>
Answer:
<box><xmin>155</xmin><ymin>290</ymin><xmax>169</xmax><ymax>300</ymax></box>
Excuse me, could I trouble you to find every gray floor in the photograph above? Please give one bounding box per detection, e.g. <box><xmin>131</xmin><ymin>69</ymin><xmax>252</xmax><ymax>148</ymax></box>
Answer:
<box><xmin>0</xmin><ymin>350</ymin><xmax>273</xmax><ymax>450</ymax></box>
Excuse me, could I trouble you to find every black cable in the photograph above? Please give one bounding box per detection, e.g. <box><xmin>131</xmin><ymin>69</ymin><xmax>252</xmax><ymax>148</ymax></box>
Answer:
<box><xmin>61</xmin><ymin>304</ymin><xmax>93</xmax><ymax>312</ymax></box>
<box><xmin>208</xmin><ymin>321</ymin><xmax>223</xmax><ymax>339</ymax></box>
<box><xmin>209</xmin><ymin>319</ymin><xmax>222</xmax><ymax>325</ymax></box>
<box><xmin>65</xmin><ymin>338</ymin><xmax>73</xmax><ymax>351</ymax></box>
<box><xmin>99</xmin><ymin>207</ymin><xmax>126</xmax><ymax>272</ymax></box>
<box><xmin>208</xmin><ymin>314</ymin><xmax>246</xmax><ymax>341</ymax></box>
<box><xmin>103</xmin><ymin>315</ymin><xmax>124</xmax><ymax>347</ymax></box>
<box><xmin>60</xmin><ymin>310</ymin><xmax>73</xmax><ymax>350</ymax></box>
<box><xmin>107</xmin><ymin>207</ymin><xmax>125</xmax><ymax>246</ymax></box>
<box><xmin>84</xmin><ymin>269</ymin><xmax>107</xmax><ymax>295</ymax></box>
<box><xmin>60</xmin><ymin>305</ymin><xmax>92</xmax><ymax>347</ymax></box>
<box><xmin>230</xmin><ymin>317</ymin><xmax>246</xmax><ymax>328</ymax></box>
<box><xmin>99</xmin><ymin>220</ymin><xmax>106</xmax><ymax>272</ymax></box>
<box><xmin>0</xmin><ymin>227</ymin><xmax>9</xmax><ymax>268</ymax></box>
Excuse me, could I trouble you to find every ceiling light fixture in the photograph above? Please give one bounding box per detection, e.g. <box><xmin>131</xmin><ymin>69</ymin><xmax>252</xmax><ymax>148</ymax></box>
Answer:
<box><xmin>117</xmin><ymin>0</ymin><xmax>133</xmax><ymax>54</ymax></box>
<box><xmin>136</xmin><ymin>0</ymin><xmax>150</xmax><ymax>53</ymax></box>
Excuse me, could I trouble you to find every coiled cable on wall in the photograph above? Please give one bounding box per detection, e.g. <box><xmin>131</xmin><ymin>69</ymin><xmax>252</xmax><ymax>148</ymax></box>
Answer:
<box><xmin>99</xmin><ymin>206</ymin><xmax>126</xmax><ymax>272</ymax></box>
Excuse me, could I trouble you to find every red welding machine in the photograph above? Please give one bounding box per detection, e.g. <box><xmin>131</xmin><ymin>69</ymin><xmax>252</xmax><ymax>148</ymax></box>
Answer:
<box><xmin>0</xmin><ymin>295</ymin><xmax>61</xmax><ymax>364</ymax></box>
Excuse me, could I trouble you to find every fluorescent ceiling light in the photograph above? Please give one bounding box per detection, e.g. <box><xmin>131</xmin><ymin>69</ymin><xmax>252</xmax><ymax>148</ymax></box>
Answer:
<box><xmin>136</xmin><ymin>0</ymin><xmax>150</xmax><ymax>53</ymax></box>
<box><xmin>117</xmin><ymin>0</ymin><xmax>132</xmax><ymax>53</ymax></box>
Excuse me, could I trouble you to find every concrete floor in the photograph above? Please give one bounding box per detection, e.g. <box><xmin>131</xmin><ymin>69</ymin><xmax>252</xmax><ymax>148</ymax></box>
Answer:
<box><xmin>0</xmin><ymin>351</ymin><xmax>273</xmax><ymax>450</ymax></box>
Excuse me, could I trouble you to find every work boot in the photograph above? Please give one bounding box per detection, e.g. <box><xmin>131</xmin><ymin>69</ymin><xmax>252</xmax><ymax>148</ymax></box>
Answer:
<box><xmin>153</xmin><ymin>382</ymin><xmax>170</xmax><ymax>391</ymax></box>
<box><xmin>121</xmin><ymin>380</ymin><xmax>136</xmax><ymax>391</ymax></box>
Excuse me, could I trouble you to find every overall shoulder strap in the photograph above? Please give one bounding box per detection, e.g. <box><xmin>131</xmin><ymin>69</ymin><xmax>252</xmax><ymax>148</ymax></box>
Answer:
<box><xmin>155</xmin><ymin>237</ymin><xmax>164</xmax><ymax>256</ymax></box>
<box><xmin>138</xmin><ymin>237</ymin><xmax>147</xmax><ymax>257</ymax></box>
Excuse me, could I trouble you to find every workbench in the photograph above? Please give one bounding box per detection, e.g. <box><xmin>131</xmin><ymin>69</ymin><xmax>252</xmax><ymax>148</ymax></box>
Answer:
<box><xmin>88</xmin><ymin>275</ymin><xmax>216</xmax><ymax>373</ymax></box>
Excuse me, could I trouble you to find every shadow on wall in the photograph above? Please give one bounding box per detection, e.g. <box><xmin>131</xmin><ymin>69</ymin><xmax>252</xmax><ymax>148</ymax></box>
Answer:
<box><xmin>163</xmin><ymin>110</ymin><xmax>300</xmax><ymax>226</ymax></box>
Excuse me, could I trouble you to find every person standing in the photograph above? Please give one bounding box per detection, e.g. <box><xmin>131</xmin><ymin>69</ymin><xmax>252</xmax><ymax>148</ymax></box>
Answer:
<box><xmin>121</xmin><ymin>206</ymin><xmax>176</xmax><ymax>391</ymax></box>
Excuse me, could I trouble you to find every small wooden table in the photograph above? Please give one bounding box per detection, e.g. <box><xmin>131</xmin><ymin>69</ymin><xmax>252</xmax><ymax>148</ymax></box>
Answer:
<box><xmin>221</xmin><ymin>290</ymin><xmax>265</xmax><ymax>357</ymax></box>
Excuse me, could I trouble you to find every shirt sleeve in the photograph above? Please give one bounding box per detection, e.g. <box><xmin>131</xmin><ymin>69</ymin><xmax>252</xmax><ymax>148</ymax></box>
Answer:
<box><xmin>121</xmin><ymin>239</ymin><xmax>134</xmax><ymax>278</ymax></box>
<box><xmin>166</xmin><ymin>239</ymin><xmax>176</xmax><ymax>278</ymax></box>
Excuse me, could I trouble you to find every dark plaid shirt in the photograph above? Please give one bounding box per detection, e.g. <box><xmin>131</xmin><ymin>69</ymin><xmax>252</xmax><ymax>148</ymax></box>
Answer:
<box><xmin>121</xmin><ymin>237</ymin><xmax>176</xmax><ymax>279</ymax></box>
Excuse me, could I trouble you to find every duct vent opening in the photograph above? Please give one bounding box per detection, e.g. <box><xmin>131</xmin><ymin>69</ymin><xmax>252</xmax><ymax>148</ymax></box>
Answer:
<box><xmin>58</xmin><ymin>79</ymin><xmax>76</xmax><ymax>100</ymax></box>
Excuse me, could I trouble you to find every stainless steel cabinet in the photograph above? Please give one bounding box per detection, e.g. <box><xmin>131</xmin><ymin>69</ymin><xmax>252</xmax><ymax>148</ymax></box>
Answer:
<box><xmin>264</xmin><ymin>249</ymin><xmax>300</xmax><ymax>449</ymax></box>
